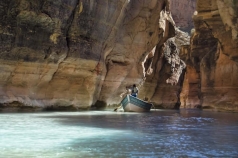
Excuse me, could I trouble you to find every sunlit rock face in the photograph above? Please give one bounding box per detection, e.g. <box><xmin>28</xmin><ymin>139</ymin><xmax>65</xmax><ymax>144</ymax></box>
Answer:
<box><xmin>139</xmin><ymin>33</ymin><xmax>188</xmax><ymax>109</ymax></box>
<box><xmin>138</xmin><ymin>0</ymin><xmax>195</xmax><ymax>109</ymax></box>
<box><xmin>0</xmin><ymin>0</ymin><xmax>179</xmax><ymax>110</ymax></box>
<box><xmin>99</xmin><ymin>0</ymin><xmax>177</xmax><ymax>108</ymax></box>
<box><xmin>182</xmin><ymin>0</ymin><xmax>238</xmax><ymax>111</ymax></box>
<box><xmin>0</xmin><ymin>0</ymin><xmax>128</xmax><ymax>109</ymax></box>
<box><xmin>170</xmin><ymin>0</ymin><xmax>197</xmax><ymax>32</ymax></box>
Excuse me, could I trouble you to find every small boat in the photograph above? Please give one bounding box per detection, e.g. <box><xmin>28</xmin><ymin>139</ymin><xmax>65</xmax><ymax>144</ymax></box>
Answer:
<box><xmin>120</xmin><ymin>95</ymin><xmax>153</xmax><ymax>112</ymax></box>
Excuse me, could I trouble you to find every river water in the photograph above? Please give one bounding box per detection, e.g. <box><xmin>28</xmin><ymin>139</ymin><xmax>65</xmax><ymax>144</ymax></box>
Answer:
<box><xmin>0</xmin><ymin>109</ymin><xmax>238</xmax><ymax>158</ymax></box>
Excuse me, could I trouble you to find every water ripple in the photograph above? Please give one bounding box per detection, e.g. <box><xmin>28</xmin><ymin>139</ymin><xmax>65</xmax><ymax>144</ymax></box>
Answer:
<box><xmin>0</xmin><ymin>110</ymin><xmax>238</xmax><ymax>157</ymax></box>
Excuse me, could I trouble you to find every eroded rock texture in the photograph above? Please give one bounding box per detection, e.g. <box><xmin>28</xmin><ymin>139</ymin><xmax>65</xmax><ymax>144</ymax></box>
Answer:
<box><xmin>0</xmin><ymin>0</ymin><xmax>127</xmax><ymax>110</ymax></box>
<box><xmin>3</xmin><ymin>0</ymin><xmax>236</xmax><ymax>112</ymax></box>
<box><xmin>171</xmin><ymin>0</ymin><xmax>196</xmax><ymax>32</ymax></box>
<box><xmin>142</xmin><ymin>38</ymin><xmax>186</xmax><ymax>109</ymax></box>
<box><xmin>97</xmin><ymin>1</ymin><xmax>174</xmax><ymax>107</ymax></box>
<box><xmin>136</xmin><ymin>24</ymin><xmax>191</xmax><ymax>109</ymax></box>
<box><xmin>0</xmin><ymin>0</ymin><xmax>182</xmax><ymax>111</ymax></box>
<box><xmin>181</xmin><ymin>0</ymin><xmax>238</xmax><ymax>111</ymax></box>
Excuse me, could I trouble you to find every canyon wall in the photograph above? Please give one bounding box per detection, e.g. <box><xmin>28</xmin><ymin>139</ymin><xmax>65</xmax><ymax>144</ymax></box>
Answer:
<box><xmin>1</xmin><ymin>0</ymin><xmax>237</xmax><ymax>112</ymax></box>
<box><xmin>0</xmin><ymin>0</ymin><xmax>180</xmax><ymax>111</ymax></box>
<box><xmin>180</xmin><ymin>0</ymin><xmax>238</xmax><ymax>111</ymax></box>
<box><xmin>171</xmin><ymin>0</ymin><xmax>196</xmax><ymax>32</ymax></box>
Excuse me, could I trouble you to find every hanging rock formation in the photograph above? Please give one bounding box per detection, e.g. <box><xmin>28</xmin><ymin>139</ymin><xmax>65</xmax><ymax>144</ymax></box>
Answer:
<box><xmin>138</xmin><ymin>23</ymin><xmax>190</xmax><ymax>109</ymax></box>
<box><xmin>164</xmin><ymin>40</ymin><xmax>186</xmax><ymax>86</ymax></box>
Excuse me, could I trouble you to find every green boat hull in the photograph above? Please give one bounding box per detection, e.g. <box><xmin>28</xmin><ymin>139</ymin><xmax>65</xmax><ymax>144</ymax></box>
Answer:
<box><xmin>121</xmin><ymin>95</ymin><xmax>152</xmax><ymax>112</ymax></box>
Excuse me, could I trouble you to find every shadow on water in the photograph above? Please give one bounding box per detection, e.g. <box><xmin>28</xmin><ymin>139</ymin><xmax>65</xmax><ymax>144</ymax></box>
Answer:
<box><xmin>33</xmin><ymin>109</ymin><xmax>238</xmax><ymax>138</ymax></box>
<box><xmin>33</xmin><ymin>109</ymin><xmax>238</xmax><ymax>157</ymax></box>
<box><xmin>35</xmin><ymin>109</ymin><xmax>184</xmax><ymax>128</ymax></box>
<box><xmin>1</xmin><ymin>109</ymin><xmax>238</xmax><ymax>157</ymax></box>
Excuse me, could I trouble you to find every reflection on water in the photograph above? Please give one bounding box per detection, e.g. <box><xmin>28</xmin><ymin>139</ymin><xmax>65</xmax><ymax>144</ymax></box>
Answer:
<box><xmin>0</xmin><ymin>110</ymin><xmax>238</xmax><ymax>157</ymax></box>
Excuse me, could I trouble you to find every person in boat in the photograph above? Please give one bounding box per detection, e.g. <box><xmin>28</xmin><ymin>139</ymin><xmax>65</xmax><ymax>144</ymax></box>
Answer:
<box><xmin>114</xmin><ymin>84</ymin><xmax>138</xmax><ymax>111</ymax></box>
<box><xmin>131</xmin><ymin>84</ymin><xmax>139</xmax><ymax>97</ymax></box>
<box><xmin>119</xmin><ymin>86</ymin><xmax>131</xmax><ymax>98</ymax></box>
<box><xmin>115</xmin><ymin>86</ymin><xmax>132</xmax><ymax>111</ymax></box>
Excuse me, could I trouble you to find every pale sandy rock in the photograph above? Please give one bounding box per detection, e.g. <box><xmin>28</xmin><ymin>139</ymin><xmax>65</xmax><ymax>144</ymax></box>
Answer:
<box><xmin>4</xmin><ymin>0</ymin><xmax>237</xmax><ymax>111</ymax></box>
<box><xmin>0</xmin><ymin>0</ymin><xmax>181</xmax><ymax>110</ymax></box>
<box><xmin>98</xmin><ymin>0</ymin><xmax>177</xmax><ymax>107</ymax></box>
<box><xmin>0</xmin><ymin>0</ymin><xmax>130</xmax><ymax>110</ymax></box>
<box><xmin>0</xmin><ymin>58</ymin><xmax>98</xmax><ymax>109</ymax></box>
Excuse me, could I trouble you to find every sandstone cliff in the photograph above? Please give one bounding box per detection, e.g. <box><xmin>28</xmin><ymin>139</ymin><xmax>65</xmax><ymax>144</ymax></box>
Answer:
<box><xmin>0</xmin><ymin>0</ymin><xmax>183</xmax><ymax>111</ymax></box>
<box><xmin>171</xmin><ymin>0</ymin><xmax>196</xmax><ymax>32</ymax></box>
<box><xmin>2</xmin><ymin>0</ymin><xmax>237</xmax><ymax>112</ymax></box>
<box><xmin>180</xmin><ymin>0</ymin><xmax>238</xmax><ymax>112</ymax></box>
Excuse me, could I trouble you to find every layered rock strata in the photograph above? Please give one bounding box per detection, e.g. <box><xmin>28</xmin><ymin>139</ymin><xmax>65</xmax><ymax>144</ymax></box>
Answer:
<box><xmin>0</xmin><ymin>0</ymin><xmax>129</xmax><ymax>110</ymax></box>
<box><xmin>0</xmin><ymin>0</ymin><xmax>181</xmax><ymax>111</ymax></box>
<box><xmin>180</xmin><ymin>0</ymin><xmax>238</xmax><ymax>111</ymax></box>
<box><xmin>3</xmin><ymin>0</ymin><xmax>236</xmax><ymax>112</ymax></box>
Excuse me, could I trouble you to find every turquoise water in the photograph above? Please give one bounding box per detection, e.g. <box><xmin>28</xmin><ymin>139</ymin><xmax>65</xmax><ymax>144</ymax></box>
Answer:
<box><xmin>0</xmin><ymin>110</ymin><xmax>238</xmax><ymax>158</ymax></box>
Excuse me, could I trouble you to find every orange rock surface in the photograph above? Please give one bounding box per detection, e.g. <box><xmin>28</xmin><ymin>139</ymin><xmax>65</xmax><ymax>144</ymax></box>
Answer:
<box><xmin>180</xmin><ymin>0</ymin><xmax>238</xmax><ymax>111</ymax></box>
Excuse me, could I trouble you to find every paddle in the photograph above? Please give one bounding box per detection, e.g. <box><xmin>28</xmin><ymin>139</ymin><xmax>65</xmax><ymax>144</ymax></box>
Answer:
<box><xmin>113</xmin><ymin>105</ymin><xmax>122</xmax><ymax>112</ymax></box>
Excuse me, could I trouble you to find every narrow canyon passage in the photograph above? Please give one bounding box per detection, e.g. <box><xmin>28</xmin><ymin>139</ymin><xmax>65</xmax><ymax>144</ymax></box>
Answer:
<box><xmin>0</xmin><ymin>1</ymin><xmax>237</xmax><ymax>110</ymax></box>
